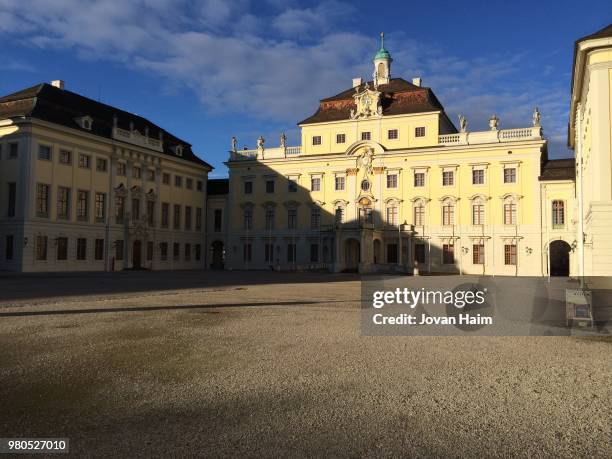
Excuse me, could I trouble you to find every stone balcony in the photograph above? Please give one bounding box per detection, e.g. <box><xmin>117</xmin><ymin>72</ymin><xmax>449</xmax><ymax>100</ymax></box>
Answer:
<box><xmin>438</xmin><ymin>127</ymin><xmax>543</xmax><ymax>146</ymax></box>
<box><xmin>112</xmin><ymin>127</ymin><xmax>164</xmax><ymax>152</ymax></box>
<box><xmin>229</xmin><ymin>146</ymin><xmax>301</xmax><ymax>161</ymax></box>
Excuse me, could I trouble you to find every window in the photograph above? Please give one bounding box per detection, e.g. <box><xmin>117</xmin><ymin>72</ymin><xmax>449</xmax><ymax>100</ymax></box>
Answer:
<box><xmin>5</xmin><ymin>235</ymin><xmax>14</xmax><ymax>260</ymax></box>
<box><xmin>147</xmin><ymin>200</ymin><xmax>155</xmax><ymax>226</ymax></box>
<box><xmin>195</xmin><ymin>208</ymin><xmax>202</xmax><ymax>231</ymax></box>
<box><xmin>117</xmin><ymin>162</ymin><xmax>127</xmax><ymax>176</ymax></box>
<box><xmin>8</xmin><ymin>143</ymin><xmax>18</xmax><ymax>159</ymax></box>
<box><xmin>386</xmin><ymin>205</ymin><xmax>398</xmax><ymax>226</ymax></box>
<box><xmin>388</xmin><ymin>129</ymin><xmax>398</xmax><ymax>140</ymax></box>
<box><xmin>414</xmin><ymin>203</ymin><xmax>425</xmax><ymax>226</ymax></box>
<box><xmin>312</xmin><ymin>136</ymin><xmax>322</xmax><ymax>145</ymax></box>
<box><xmin>265</xmin><ymin>244</ymin><xmax>274</xmax><ymax>263</ymax></box>
<box><xmin>335</xmin><ymin>207</ymin><xmax>344</xmax><ymax>225</ymax></box>
<box><xmin>78</xmin><ymin>153</ymin><xmax>90</xmax><ymax>169</ymax></box>
<box><xmin>195</xmin><ymin>244</ymin><xmax>201</xmax><ymax>261</ymax></box>
<box><xmin>38</xmin><ymin>145</ymin><xmax>52</xmax><ymax>160</ymax></box>
<box><xmin>185</xmin><ymin>206</ymin><xmax>192</xmax><ymax>230</ymax></box>
<box><xmin>387</xmin><ymin>174</ymin><xmax>398</xmax><ymax>188</ymax></box>
<box><xmin>311</xmin><ymin>207</ymin><xmax>321</xmax><ymax>229</ymax></box>
<box><xmin>287</xmin><ymin>243</ymin><xmax>297</xmax><ymax>263</ymax></box>
<box><xmin>115</xmin><ymin>196</ymin><xmax>125</xmax><ymax>223</ymax></box>
<box><xmin>472</xmin><ymin>203</ymin><xmax>484</xmax><ymax>225</ymax></box>
<box><xmin>335</xmin><ymin>176</ymin><xmax>345</xmax><ymax>191</ymax></box>
<box><xmin>244</xmin><ymin>181</ymin><xmax>253</xmax><ymax>194</ymax></box>
<box><xmin>59</xmin><ymin>149</ymin><xmax>72</xmax><ymax>165</ymax></box>
<box><xmin>552</xmin><ymin>200</ymin><xmax>564</xmax><ymax>228</ymax></box>
<box><xmin>7</xmin><ymin>183</ymin><xmax>16</xmax><ymax>217</ymax></box>
<box><xmin>442</xmin><ymin>171</ymin><xmax>454</xmax><ymax>186</ymax></box>
<box><xmin>147</xmin><ymin>241</ymin><xmax>153</xmax><ymax>261</ymax></box>
<box><xmin>243</xmin><ymin>243</ymin><xmax>252</xmax><ymax>262</ymax></box>
<box><xmin>162</xmin><ymin>173</ymin><xmax>170</xmax><ymax>184</ymax></box>
<box><xmin>414</xmin><ymin>172</ymin><xmax>425</xmax><ymax>187</ymax></box>
<box><xmin>504</xmin><ymin>168</ymin><xmax>516</xmax><ymax>183</ymax></box>
<box><xmin>503</xmin><ymin>202</ymin><xmax>517</xmax><ymax>225</ymax></box>
<box><xmin>442</xmin><ymin>202</ymin><xmax>454</xmax><ymax>226</ymax></box>
<box><xmin>472</xmin><ymin>169</ymin><xmax>484</xmax><ymax>185</ymax></box>
<box><xmin>116</xmin><ymin>240</ymin><xmax>124</xmax><ymax>261</ymax></box>
<box><xmin>95</xmin><ymin>193</ymin><xmax>106</xmax><ymax>222</ymax></box>
<box><xmin>57</xmin><ymin>237</ymin><xmax>68</xmax><ymax>261</ymax></box>
<box><xmin>415</xmin><ymin>127</ymin><xmax>426</xmax><ymax>137</ymax></box>
<box><xmin>243</xmin><ymin>208</ymin><xmax>253</xmax><ymax>230</ymax></box>
<box><xmin>442</xmin><ymin>244</ymin><xmax>454</xmax><ymax>264</ymax></box>
<box><xmin>336</xmin><ymin>133</ymin><xmax>346</xmax><ymax>144</ymax></box>
<box><xmin>186</xmin><ymin>178</ymin><xmax>193</xmax><ymax>190</ymax></box>
<box><xmin>287</xmin><ymin>208</ymin><xmax>297</xmax><ymax>229</ymax></box>
<box><xmin>387</xmin><ymin>244</ymin><xmax>398</xmax><ymax>263</ymax></box>
<box><xmin>96</xmin><ymin>158</ymin><xmax>107</xmax><ymax>172</ymax></box>
<box><xmin>310</xmin><ymin>244</ymin><xmax>319</xmax><ymax>262</ymax></box>
<box><xmin>161</xmin><ymin>202</ymin><xmax>169</xmax><ymax>228</ymax></box>
<box><xmin>360</xmin><ymin>207</ymin><xmax>373</xmax><ymax>224</ymax></box>
<box><xmin>473</xmin><ymin>244</ymin><xmax>485</xmax><ymax>265</ymax></box>
<box><xmin>147</xmin><ymin>169</ymin><xmax>155</xmax><ymax>181</ymax></box>
<box><xmin>132</xmin><ymin>166</ymin><xmax>141</xmax><ymax>179</ymax></box>
<box><xmin>288</xmin><ymin>180</ymin><xmax>297</xmax><ymax>193</ymax></box>
<box><xmin>36</xmin><ymin>235</ymin><xmax>48</xmax><ymax>261</ymax></box>
<box><xmin>214</xmin><ymin>209</ymin><xmax>222</xmax><ymax>232</ymax></box>
<box><xmin>131</xmin><ymin>198</ymin><xmax>140</xmax><ymax>221</ymax></box>
<box><xmin>311</xmin><ymin>177</ymin><xmax>321</xmax><ymax>192</ymax></box>
<box><xmin>36</xmin><ymin>184</ymin><xmax>50</xmax><ymax>217</ymax></box>
<box><xmin>265</xmin><ymin>208</ymin><xmax>275</xmax><ymax>230</ymax></box>
<box><xmin>173</xmin><ymin>242</ymin><xmax>180</xmax><ymax>261</ymax></box>
<box><xmin>174</xmin><ymin>175</ymin><xmax>182</xmax><ymax>187</ymax></box>
<box><xmin>173</xmin><ymin>205</ymin><xmax>181</xmax><ymax>229</ymax></box>
<box><xmin>361</xmin><ymin>180</ymin><xmax>370</xmax><ymax>192</ymax></box>
<box><xmin>266</xmin><ymin>180</ymin><xmax>275</xmax><ymax>194</ymax></box>
<box><xmin>76</xmin><ymin>238</ymin><xmax>87</xmax><ymax>260</ymax></box>
<box><xmin>95</xmin><ymin>239</ymin><xmax>104</xmax><ymax>261</ymax></box>
<box><xmin>504</xmin><ymin>244</ymin><xmax>517</xmax><ymax>265</ymax></box>
<box><xmin>361</xmin><ymin>131</ymin><xmax>371</xmax><ymax>141</ymax></box>
<box><xmin>414</xmin><ymin>243</ymin><xmax>425</xmax><ymax>264</ymax></box>
<box><xmin>160</xmin><ymin>242</ymin><xmax>168</xmax><ymax>261</ymax></box>
<box><xmin>185</xmin><ymin>243</ymin><xmax>191</xmax><ymax>261</ymax></box>
<box><xmin>197</xmin><ymin>181</ymin><xmax>203</xmax><ymax>192</ymax></box>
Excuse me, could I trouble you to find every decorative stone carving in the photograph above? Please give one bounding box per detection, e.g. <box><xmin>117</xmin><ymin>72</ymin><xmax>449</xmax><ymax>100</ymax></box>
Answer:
<box><xmin>458</xmin><ymin>114</ymin><xmax>467</xmax><ymax>133</ymax></box>
<box><xmin>350</xmin><ymin>83</ymin><xmax>382</xmax><ymax>120</ymax></box>
<box><xmin>532</xmin><ymin>107</ymin><xmax>540</xmax><ymax>127</ymax></box>
<box><xmin>280</xmin><ymin>132</ymin><xmax>286</xmax><ymax>148</ymax></box>
<box><xmin>346</xmin><ymin>168</ymin><xmax>359</xmax><ymax>176</ymax></box>
<box><xmin>231</xmin><ymin>136</ymin><xmax>237</xmax><ymax>152</ymax></box>
<box><xmin>489</xmin><ymin>114</ymin><xmax>499</xmax><ymax>131</ymax></box>
<box><xmin>373</xmin><ymin>166</ymin><xmax>386</xmax><ymax>174</ymax></box>
<box><xmin>257</xmin><ymin>136</ymin><xmax>265</xmax><ymax>150</ymax></box>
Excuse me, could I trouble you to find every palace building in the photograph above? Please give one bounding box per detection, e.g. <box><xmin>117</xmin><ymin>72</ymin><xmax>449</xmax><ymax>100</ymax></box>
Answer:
<box><xmin>0</xmin><ymin>81</ymin><xmax>212</xmax><ymax>272</ymax></box>
<box><xmin>217</xmin><ymin>27</ymin><xmax>612</xmax><ymax>276</ymax></box>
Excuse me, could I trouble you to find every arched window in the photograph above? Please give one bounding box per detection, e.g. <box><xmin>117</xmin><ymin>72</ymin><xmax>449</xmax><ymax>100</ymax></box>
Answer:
<box><xmin>335</xmin><ymin>206</ymin><xmax>344</xmax><ymax>225</ymax></box>
<box><xmin>265</xmin><ymin>207</ymin><xmax>275</xmax><ymax>230</ymax></box>
<box><xmin>472</xmin><ymin>199</ymin><xmax>485</xmax><ymax>225</ymax></box>
<box><xmin>503</xmin><ymin>198</ymin><xmax>517</xmax><ymax>225</ymax></box>
<box><xmin>413</xmin><ymin>200</ymin><xmax>425</xmax><ymax>226</ymax></box>
<box><xmin>442</xmin><ymin>200</ymin><xmax>454</xmax><ymax>226</ymax></box>
<box><xmin>552</xmin><ymin>200</ymin><xmax>565</xmax><ymax>227</ymax></box>
<box><xmin>243</xmin><ymin>208</ymin><xmax>253</xmax><ymax>230</ymax></box>
<box><xmin>386</xmin><ymin>200</ymin><xmax>399</xmax><ymax>226</ymax></box>
<box><xmin>311</xmin><ymin>206</ymin><xmax>321</xmax><ymax>229</ymax></box>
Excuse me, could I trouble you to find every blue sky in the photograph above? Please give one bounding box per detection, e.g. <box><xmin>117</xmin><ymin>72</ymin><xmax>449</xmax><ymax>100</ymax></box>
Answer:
<box><xmin>0</xmin><ymin>0</ymin><xmax>610</xmax><ymax>177</ymax></box>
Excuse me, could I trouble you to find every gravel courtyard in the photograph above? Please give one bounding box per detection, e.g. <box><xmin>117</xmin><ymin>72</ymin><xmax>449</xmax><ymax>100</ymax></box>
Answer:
<box><xmin>0</xmin><ymin>271</ymin><xmax>610</xmax><ymax>458</ymax></box>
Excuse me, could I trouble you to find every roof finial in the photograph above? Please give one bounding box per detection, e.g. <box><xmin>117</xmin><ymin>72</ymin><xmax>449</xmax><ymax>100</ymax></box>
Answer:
<box><xmin>380</xmin><ymin>32</ymin><xmax>384</xmax><ymax>49</ymax></box>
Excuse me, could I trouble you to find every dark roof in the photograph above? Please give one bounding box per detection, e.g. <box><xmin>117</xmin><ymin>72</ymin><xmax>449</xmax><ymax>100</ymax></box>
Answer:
<box><xmin>207</xmin><ymin>178</ymin><xmax>229</xmax><ymax>195</ymax></box>
<box><xmin>539</xmin><ymin>158</ymin><xmax>575</xmax><ymax>181</ymax></box>
<box><xmin>0</xmin><ymin>83</ymin><xmax>212</xmax><ymax>169</ymax></box>
<box><xmin>298</xmin><ymin>78</ymin><xmax>449</xmax><ymax>125</ymax></box>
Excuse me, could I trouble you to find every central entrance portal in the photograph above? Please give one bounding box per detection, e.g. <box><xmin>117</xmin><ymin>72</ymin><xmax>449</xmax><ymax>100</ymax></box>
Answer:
<box><xmin>345</xmin><ymin>238</ymin><xmax>360</xmax><ymax>272</ymax></box>
<box><xmin>132</xmin><ymin>240</ymin><xmax>142</xmax><ymax>269</ymax></box>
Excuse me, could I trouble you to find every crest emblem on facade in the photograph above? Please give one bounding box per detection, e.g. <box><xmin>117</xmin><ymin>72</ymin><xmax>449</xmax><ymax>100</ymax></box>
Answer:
<box><xmin>350</xmin><ymin>83</ymin><xmax>382</xmax><ymax>119</ymax></box>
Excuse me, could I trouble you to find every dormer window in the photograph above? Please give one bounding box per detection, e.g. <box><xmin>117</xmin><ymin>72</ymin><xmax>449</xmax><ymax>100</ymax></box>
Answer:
<box><xmin>74</xmin><ymin>116</ymin><xmax>93</xmax><ymax>131</ymax></box>
<box><xmin>173</xmin><ymin>144</ymin><xmax>184</xmax><ymax>157</ymax></box>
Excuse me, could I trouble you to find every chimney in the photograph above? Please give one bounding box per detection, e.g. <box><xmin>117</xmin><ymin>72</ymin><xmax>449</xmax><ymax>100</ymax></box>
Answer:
<box><xmin>51</xmin><ymin>80</ymin><xmax>65</xmax><ymax>90</ymax></box>
<box><xmin>412</xmin><ymin>77</ymin><xmax>422</xmax><ymax>87</ymax></box>
<box><xmin>352</xmin><ymin>77</ymin><xmax>363</xmax><ymax>88</ymax></box>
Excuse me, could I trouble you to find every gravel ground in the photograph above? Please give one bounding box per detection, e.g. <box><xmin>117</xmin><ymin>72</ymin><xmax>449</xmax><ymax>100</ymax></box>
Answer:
<box><xmin>0</xmin><ymin>271</ymin><xmax>610</xmax><ymax>458</ymax></box>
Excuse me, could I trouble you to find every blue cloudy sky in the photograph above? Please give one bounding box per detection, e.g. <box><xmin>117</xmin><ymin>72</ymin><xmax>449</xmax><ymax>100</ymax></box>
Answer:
<box><xmin>0</xmin><ymin>0</ymin><xmax>610</xmax><ymax>176</ymax></box>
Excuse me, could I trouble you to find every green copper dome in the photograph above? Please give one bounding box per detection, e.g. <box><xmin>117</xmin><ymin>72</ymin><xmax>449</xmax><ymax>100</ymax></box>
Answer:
<box><xmin>373</xmin><ymin>32</ymin><xmax>392</xmax><ymax>61</ymax></box>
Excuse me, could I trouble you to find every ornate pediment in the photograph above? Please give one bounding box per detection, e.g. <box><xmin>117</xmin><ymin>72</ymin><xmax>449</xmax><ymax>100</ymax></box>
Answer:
<box><xmin>350</xmin><ymin>82</ymin><xmax>382</xmax><ymax>120</ymax></box>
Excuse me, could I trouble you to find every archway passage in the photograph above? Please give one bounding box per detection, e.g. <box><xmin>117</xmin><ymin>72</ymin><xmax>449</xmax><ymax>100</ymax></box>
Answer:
<box><xmin>132</xmin><ymin>240</ymin><xmax>142</xmax><ymax>269</ymax></box>
<box><xmin>344</xmin><ymin>238</ymin><xmax>361</xmax><ymax>272</ymax></box>
<box><xmin>211</xmin><ymin>241</ymin><xmax>225</xmax><ymax>269</ymax></box>
<box><xmin>550</xmin><ymin>240</ymin><xmax>571</xmax><ymax>276</ymax></box>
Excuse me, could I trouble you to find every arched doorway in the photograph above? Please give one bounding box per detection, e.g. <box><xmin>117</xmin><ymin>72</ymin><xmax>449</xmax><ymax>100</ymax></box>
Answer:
<box><xmin>132</xmin><ymin>240</ymin><xmax>142</xmax><ymax>269</ymax></box>
<box><xmin>211</xmin><ymin>241</ymin><xmax>225</xmax><ymax>269</ymax></box>
<box><xmin>550</xmin><ymin>240</ymin><xmax>571</xmax><ymax>276</ymax></box>
<box><xmin>345</xmin><ymin>238</ymin><xmax>360</xmax><ymax>272</ymax></box>
<box><xmin>373</xmin><ymin>239</ymin><xmax>381</xmax><ymax>264</ymax></box>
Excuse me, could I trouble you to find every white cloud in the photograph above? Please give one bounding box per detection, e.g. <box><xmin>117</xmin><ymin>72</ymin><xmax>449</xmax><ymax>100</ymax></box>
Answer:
<box><xmin>0</xmin><ymin>0</ymin><xmax>572</xmax><ymax>156</ymax></box>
